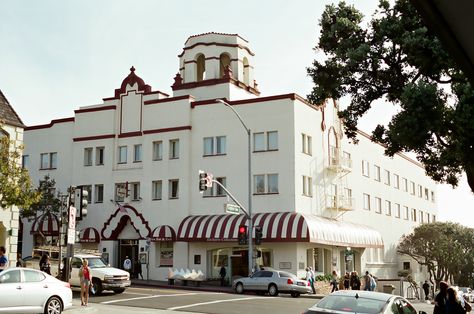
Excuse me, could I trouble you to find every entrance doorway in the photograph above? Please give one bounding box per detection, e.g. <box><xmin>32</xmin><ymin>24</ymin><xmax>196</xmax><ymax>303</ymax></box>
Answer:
<box><xmin>231</xmin><ymin>250</ymin><xmax>248</xmax><ymax>277</ymax></box>
<box><xmin>119</xmin><ymin>239</ymin><xmax>138</xmax><ymax>277</ymax></box>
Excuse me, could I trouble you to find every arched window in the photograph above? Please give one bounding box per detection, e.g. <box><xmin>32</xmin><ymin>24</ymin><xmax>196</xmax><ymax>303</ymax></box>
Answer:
<box><xmin>219</xmin><ymin>53</ymin><xmax>231</xmax><ymax>78</ymax></box>
<box><xmin>243</xmin><ymin>57</ymin><xmax>249</xmax><ymax>85</ymax></box>
<box><xmin>196</xmin><ymin>54</ymin><xmax>206</xmax><ymax>81</ymax></box>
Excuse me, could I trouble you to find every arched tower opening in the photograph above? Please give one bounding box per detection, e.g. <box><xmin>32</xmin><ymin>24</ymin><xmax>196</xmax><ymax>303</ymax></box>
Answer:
<box><xmin>196</xmin><ymin>54</ymin><xmax>206</xmax><ymax>81</ymax></box>
<box><xmin>243</xmin><ymin>57</ymin><xmax>250</xmax><ymax>85</ymax></box>
<box><xmin>219</xmin><ymin>53</ymin><xmax>231</xmax><ymax>78</ymax></box>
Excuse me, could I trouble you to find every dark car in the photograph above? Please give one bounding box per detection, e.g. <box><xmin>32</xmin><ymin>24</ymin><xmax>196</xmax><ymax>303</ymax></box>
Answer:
<box><xmin>303</xmin><ymin>290</ymin><xmax>427</xmax><ymax>314</ymax></box>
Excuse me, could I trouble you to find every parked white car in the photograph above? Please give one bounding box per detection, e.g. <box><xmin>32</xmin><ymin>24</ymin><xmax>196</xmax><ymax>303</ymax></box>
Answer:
<box><xmin>67</xmin><ymin>254</ymin><xmax>131</xmax><ymax>296</ymax></box>
<box><xmin>0</xmin><ymin>267</ymin><xmax>72</xmax><ymax>314</ymax></box>
<box><xmin>459</xmin><ymin>286</ymin><xmax>474</xmax><ymax>303</ymax></box>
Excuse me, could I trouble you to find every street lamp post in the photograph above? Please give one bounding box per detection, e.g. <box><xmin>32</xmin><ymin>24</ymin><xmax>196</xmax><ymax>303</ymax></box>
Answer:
<box><xmin>216</xmin><ymin>99</ymin><xmax>253</xmax><ymax>276</ymax></box>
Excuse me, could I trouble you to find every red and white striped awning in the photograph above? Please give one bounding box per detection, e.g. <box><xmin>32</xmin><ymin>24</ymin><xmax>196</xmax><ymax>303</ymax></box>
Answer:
<box><xmin>79</xmin><ymin>227</ymin><xmax>101</xmax><ymax>243</ymax></box>
<box><xmin>30</xmin><ymin>212</ymin><xmax>60</xmax><ymax>236</ymax></box>
<box><xmin>177</xmin><ymin>212</ymin><xmax>383</xmax><ymax>248</ymax></box>
<box><xmin>150</xmin><ymin>225</ymin><xmax>176</xmax><ymax>242</ymax></box>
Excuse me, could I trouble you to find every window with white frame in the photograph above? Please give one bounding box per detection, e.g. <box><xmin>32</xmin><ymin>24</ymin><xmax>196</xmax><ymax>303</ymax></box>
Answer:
<box><xmin>375</xmin><ymin>197</ymin><xmax>382</xmax><ymax>213</ymax></box>
<box><xmin>385</xmin><ymin>200</ymin><xmax>391</xmax><ymax>216</ymax></box>
<box><xmin>395</xmin><ymin>203</ymin><xmax>401</xmax><ymax>218</ymax></box>
<box><xmin>169</xmin><ymin>179</ymin><xmax>179</xmax><ymax>199</ymax></box>
<box><xmin>302</xmin><ymin>134</ymin><xmax>312</xmax><ymax>155</ymax></box>
<box><xmin>302</xmin><ymin>175</ymin><xmax>312</xmax><ymax>197</ymax></box>
<box><xmin>152</xmin><ymin>141</ymin><xmax>163</xmax><ymax>161</ymax></box>
<box><xmin>84</xmin><ymin>148</ymin><xmax>93</xmax><ymax>166</ymax></box>
<box><xmin>374</xmin><ymin>165</ymin><xmax>381</xmax><ymax>181</ymax></box>
<box><xmin>403</xmin><ymin>206</ymin><xmax>409</xmax><ymax>220</ymax></box>
<box><xmin>203</xmin><ymin>177</ymin><xmax>227</xmax><ymax>197</ymax></box>
<box><xmin>169</xmin><ymin>139</ymin><xmax>179</xmax><ymax>159</ymax></box>
<box><xmin>96</xmin><ymin>147</ymin><xmax>104</xmax><ymax>165</ymax></box>
<box><xmin>410</xmin><ymin>181</ymin><xmax>415</xmax><ymax>195</ymax></box>
<box><xmin>411</xmin><ymin>208</ymin><xmax>417</xmax><ymax>221</ymax></box>
<box><xmin>363</xmin><ymin>193</ymin><xmax>370</xmax><ymax>210</ymax></box>
<box><xmin>253</xmin><ymin>131</ymin><xmax>278</xmax><ymax>152</ymax></box>
<box><xmin>432</xmin><ymin>214</ymin><xmax>436</xmax><ymax>222</ymax></box>
<box><xmin>22</xmin><ymin>155</ymin><xmax>29</xmax><ymax>169</ymax></box>
<box><xmin>203</xmin><ymin>136</ymin><xmax>226</xmax><ymax>156</ymax></box>
<box><xmin>426</xmin><ymin>212</ymin><xmax>430</xmax><ymax>223</ymax></box>
<box><xmin>403</xmin><ymin>178</ymin><xmax>408</xmax><ymax>192</ymax></box>
<box><xmin>384</xmin><ymin>170</ymin><xmax>390</xmax><ymax>185</ymax></box>
<box><xmin>254</xmin><ymin>174</ymin><xmax>279</xmax><ymax>194</ymax></box>
<box><xmin>152</xmin><ymin>180</ymin><xmax>162</xmax><ymax>200</ymax></box>
<box><xmin>418</xmin><ymin>184</ymin><xmax>423</xmax><ymax>198</ymax></box>
<box><xmin>419</xmin><ymin>210</ymin><xmax>424</xmax><ymax>223</ymax></box>
<box><xmin>424</xmin><ymin>188</ymin><xmax>429</xmax><ymax>200</ymax></box>
<box><xmin>158</xmin><ymin>241</ymin><xmax>173</xmax><ymax>267</ymax></box>
<box><xmin>95</xmin><ymin>184</ymin><xmax>104</xmax><ymax>203</ymax></box>
<box><xmin>115</xmin><ymin>183</ymin><xmax>126</xmax><ymax>202</ymax></box>
<box><xmin>118</xmin><ymin>146</ymin><xmax>127</xmax><ymax>164</ymax></box>
<box><xmin>130</xmin><ymin>182</ymin><xmax>140</xmax><ymax>201</ymax></box>
<box><xmin>40</xmin><ymin>152</ymin><xmax>57</xmax><ymax>170</ymax></box>
<box><xmin>431</xmin><ymin>191</ymin><xmax>435</xmax><ymax>203</ymax></box>
<box><xmin>362</xmin><ymin>160</ymin><xmax>370</xmax><ymax>177</ymax></box>
<box><xmin>134</xmin><ymin>144</ymin><xmax>142</xmax><ymax>162</ymax></box>
<box><xmin>393</xmin><ymin>174</ymin><xmax>400</xmax><ymax>189</ymax></box>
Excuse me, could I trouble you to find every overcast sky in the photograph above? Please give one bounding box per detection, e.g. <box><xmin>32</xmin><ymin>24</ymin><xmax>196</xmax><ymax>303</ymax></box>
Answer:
<box><xmin>1</xmin><ymin>0</ymin><xmax>472</xmax><ymax>227</ymax></box>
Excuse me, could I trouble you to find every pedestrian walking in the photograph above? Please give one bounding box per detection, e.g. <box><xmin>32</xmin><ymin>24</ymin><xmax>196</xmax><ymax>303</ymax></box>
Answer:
<box><xmin>219</xmin><ymin>265</ymin><xmax>227</xmax><ymax>286</ymax></box>
<box><xmin>445</xmin><ymin>286</ymin><xmax>466</xmax><ymax>314</ymax></box>
<box><xmin>330</xmin><ymin>270</ymin><xmax>339</xmax><ymax>292</ymax></box>
<box><xmin>0</xmin><ymin>246</ymin><xmax>8</xmax><ymax>272</ymax></box>
<box><xmin>343</xmin><ymin>272</ymin><xmax>350</xmax><ymax>290</ymax></box>
<box><xmin>369</xmin><ymin>273</ymin><xmax>377</xmax><ymax>291</ymax></box>
<box><xmin>363</xmin><ymin>271</ymin><xmax>371</xmax><ymax>291</ymax></box>
<box><xmin>79</xmin><ymin>259</ymin><xmax>91</xmax><ymax>306</ymax></box>
<box><xmin>309</xmin><ymin>267</ymin><xmax>316</xmax><ymax>294</ymax></box>
<box><xmin>350</xmin><ymin>271</ymin><xmax>361</xmax><ymax>290</ymax></box>
<box><xmin>39</xmin><ymin>254</ymin><xmax>51</xmax><ymax>275</ymax></box>
<box><xmin>433</xmin><ymin>281</ymin><xmax>449</xmax><ymax>314</ymax></box>
<box><xmin>123</xmin><ymin>256</ymin><xmax>132</xmax><ymax>273</ymax></box>
<box><xmin>305</xmin><ymin>267</ymin><xmax>314</xmax><ymax>294</ymax></box>
<box><xmin>134</xmin><ymin>259</ymin><xmax>143</xmax><ymax>279</ymax></box>
<box><xmin>423</xmin><ymin>280</ymin><xmax>430</xmax><ymax>300</ymax></box>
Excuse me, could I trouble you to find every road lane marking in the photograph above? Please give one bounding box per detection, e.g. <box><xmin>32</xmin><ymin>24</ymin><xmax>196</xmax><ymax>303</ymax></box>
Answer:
<box><xmin>101</xmin><ymin>292</ymin><xmax>218</xmax><ymax>304</ymax></box>
<box><xmin>167</xmin><ymin>296</ymin><xmax>262</xmax><ymax>310</ymax></box>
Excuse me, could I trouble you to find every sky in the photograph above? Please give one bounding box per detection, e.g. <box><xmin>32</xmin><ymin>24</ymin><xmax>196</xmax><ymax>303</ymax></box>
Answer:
<box><xmin>0</xmin><ymin>0</ymin><xmax>472</xmax><ymax>228</ymax></box>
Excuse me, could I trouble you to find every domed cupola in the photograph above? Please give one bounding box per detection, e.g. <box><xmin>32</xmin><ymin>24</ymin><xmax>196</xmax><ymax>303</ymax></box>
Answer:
<box><xmin>114</xmin><ymin>66</ymin><xmax>151</xmax><ymax>98</ymax></box>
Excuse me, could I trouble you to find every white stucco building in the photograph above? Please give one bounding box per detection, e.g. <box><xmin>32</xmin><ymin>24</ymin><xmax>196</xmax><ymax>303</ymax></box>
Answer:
<box><xmin>0</xmin><ymin>90</ymin><xmax>25</xmax><ymax>267</ymax></box>
<box><xmin>21</xmin><ymin>33</ymin><xmax>437</xmax><ymax>283</ymax></box>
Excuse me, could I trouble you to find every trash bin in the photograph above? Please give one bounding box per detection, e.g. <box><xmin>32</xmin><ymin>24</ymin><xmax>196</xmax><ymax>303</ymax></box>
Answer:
<box><xmin>383</xmin><ymin>284</ymin><xmax>396</xmax><ymax>294</ymax></box>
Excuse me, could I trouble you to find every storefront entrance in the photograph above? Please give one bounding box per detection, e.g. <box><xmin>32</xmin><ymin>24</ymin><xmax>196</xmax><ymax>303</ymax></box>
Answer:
<box><xmin>119</xmin><ymin>239</ymin><xmax>138</xmax><ymax>277</ymax></box>
<box><xmin>231</xmin><ymin>250</ymin><xmax>249</xmax><ymax>277</ymax></box>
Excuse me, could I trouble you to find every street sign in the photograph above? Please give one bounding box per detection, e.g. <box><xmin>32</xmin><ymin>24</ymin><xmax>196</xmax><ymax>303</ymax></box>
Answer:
<box><xmin>224</xmin><ymin>203</ymin><xmax>240</xmax><ymax>215</ymax></box>
<box><xmin>67</xmin><ymin>228</ymin><xmax>75</xmax><ymax>244</ymax></box>
<box><xmin>68</xmin><ymin>206</ymin><xmax>77</xmax><ymax>230</ymax></box>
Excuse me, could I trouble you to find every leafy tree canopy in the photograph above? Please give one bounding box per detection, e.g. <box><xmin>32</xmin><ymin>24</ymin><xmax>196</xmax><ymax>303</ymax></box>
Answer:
<box><xmin>307</xmin><ymin>0</ymin><xmax>474</xmax><ymax>192</ymax></box>
<box><xmin>0</xmin><ymin>135</ymin><xmax>39</xmax><ymax>209</ymax></box>
<box><xmin>21</xmin><ymin>174</ymin><xmax>63</xmax><ymax>218</ymax></box>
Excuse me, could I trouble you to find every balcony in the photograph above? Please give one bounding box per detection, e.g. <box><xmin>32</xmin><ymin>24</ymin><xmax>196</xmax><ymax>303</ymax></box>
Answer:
<box><xmin>326</xmin><ymin>195</ymin><xmax>355</xmax><ymax>211</ymax></box>
<box><xmin>328</xmin><ymin>146</ymin><xmax>352</xmax><ymax>172</ymax></box>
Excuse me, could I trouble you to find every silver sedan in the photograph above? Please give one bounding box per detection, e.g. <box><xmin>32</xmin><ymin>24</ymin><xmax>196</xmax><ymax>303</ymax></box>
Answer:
<box><xmin>232</xmin><ymin>270</ymin><xmax>312</xmax><ymax>297</ymax></box>
<box><xmin>0</xmin><ymin>267</ymin><xmax>72</xmax><ymax>314</ymax></box>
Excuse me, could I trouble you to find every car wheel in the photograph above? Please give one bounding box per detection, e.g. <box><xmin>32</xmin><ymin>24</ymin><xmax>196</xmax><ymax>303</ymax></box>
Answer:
<box><xmin>268</xmin><ymin>284</ymin><xmax>279</xmax><ymax>296</ymax></box>
<box><xmin>235</xmin><ymin>282</ymin><xmax>244</xmax><ymax>294</ymax></box>
<box><xmin>291</xmin><ymin>292</ymin><xmax>300</xmax><ymax>298</ymax></box>
<box><xmin>114</xmin><ymin>288</ymin><xmax>125</xmax><ymax>294</ymax></box>
<box><xmin>44</xmin><ymin>296</ymin><xmax>62</xmax><ymax>314</ymax></box>
<box><xmin>90</xmin><ymin>278</ymin><xmax>103</xmax><ymax>296</ymax></box>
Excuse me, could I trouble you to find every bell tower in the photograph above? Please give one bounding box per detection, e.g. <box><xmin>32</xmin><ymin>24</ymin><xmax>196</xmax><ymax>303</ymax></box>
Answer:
<box><xmin>171</xmin><ymin>32</ymin><xmax>260</xmax><ymax>101</ymax></box>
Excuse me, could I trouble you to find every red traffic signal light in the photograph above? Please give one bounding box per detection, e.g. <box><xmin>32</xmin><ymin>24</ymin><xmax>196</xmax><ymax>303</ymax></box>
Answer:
<box><xmin>238</xmin><ymin>225</ymin><xmax>248</xmax><ymax>245</ymax></box>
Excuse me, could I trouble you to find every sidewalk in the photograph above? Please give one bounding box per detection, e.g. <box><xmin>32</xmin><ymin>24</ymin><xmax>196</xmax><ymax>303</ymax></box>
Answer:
<box><xmin>131</xmin><ymin>278</ymin><xmax>325</xmax><ymax>299</ymax></box>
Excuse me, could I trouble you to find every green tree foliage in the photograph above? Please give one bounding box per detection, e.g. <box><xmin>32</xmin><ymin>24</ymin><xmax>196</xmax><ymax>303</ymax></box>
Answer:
<box><xmin>307</xmin><ymin>0</ymin><xmax>474</xmax><ymax>192</ymax></box>
<box><xmin>0</xmin><ymin>135</ymin><xmax>39</xmax><ymax>209</ymax></box>
<box><xmin>397</xmin><ymin>222</ymin><xmax>474</xmax><ymax>287</ymax></box>
<box><xmin>21</xmin><ymin>174</ymin><xmax>63</xmax><ymax>218</ymax></box>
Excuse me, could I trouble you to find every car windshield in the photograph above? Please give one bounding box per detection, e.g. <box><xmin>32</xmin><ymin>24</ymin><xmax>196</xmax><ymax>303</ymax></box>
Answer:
<box><xmin>459</xmin><ymin>287</ymin><xmax>470</xmax><ymax>293</ymax></box>
<box><xmin>316</xmin><ymin>295</ymin><xmax>388</xmax><ymax>314</ymax></box>
<box><xmin>86</xmin><ymin>257</ymin><xmax>107</xmax><ymax>268</ymax></box>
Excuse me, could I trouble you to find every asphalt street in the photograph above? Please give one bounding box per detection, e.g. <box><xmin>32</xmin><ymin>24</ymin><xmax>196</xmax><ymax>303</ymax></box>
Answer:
<box><xmin>64</xmin><ymin>286</ymin><xmax>437</xmax><ymax>314</ymax></box>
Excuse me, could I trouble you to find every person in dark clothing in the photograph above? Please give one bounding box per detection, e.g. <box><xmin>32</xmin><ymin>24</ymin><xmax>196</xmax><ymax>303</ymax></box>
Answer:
<box><xmin>423</xmin><ymin>280</ymin><xmax>430</xmax><ymax>300</ymax></box>
<box><xmin>433</xmin><ymin>281</ymin><xmax>449</xmax><ymax>314</ymax></box>
<box><xmin>219</xmin><ymin>265</ymin><xmax>227</xmax><ymax>286</ymax></box>
<box><xmin>343</xmin><ymin>272</ymin><xmax>350</xmax><ymax>290</ymax></box>
<box><xmin>134</xmin><ymin>259</ymin><xmax>143</xmax><ymax>279</ymax></box>
<box><xmin>39</xmin><ymin>254</ymin><xmax>51</xmax><ymax>275</ymax></box>
<box><xmin>350</xmin><ymin>271</ymin><xmax>361</xmax><ymax>290</ymax></box>
<box><xmin>446</xmin><ymin>287</ymin><xmax>466</xmax><ymax>314</ymax></box>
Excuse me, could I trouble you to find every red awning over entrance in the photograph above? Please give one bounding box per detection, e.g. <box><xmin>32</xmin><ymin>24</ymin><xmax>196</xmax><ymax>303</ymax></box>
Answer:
<box><xmin>79</xmin><ymin>227</ymin><xmax>101</xmax><ymax>243</ymax></box>
<box><xmin>177</xmin><ymin>212</ymin><xmax>383</xmax><ymax>248</ymax></box>
<box><xmin>150</xmin><ymin>225</ymin><xmax>176</xmax><ymax>242</ymax></box>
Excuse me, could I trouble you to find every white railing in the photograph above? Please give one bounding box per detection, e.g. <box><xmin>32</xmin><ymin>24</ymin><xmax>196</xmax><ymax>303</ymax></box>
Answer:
<box><xmin>328</xmin><ymin>146</ymin><xmax>352</xmax><ymax>171</ymax></box>
<box><xmin>326</xmin><ymin>195</ymin><xmax>354</xmax><ymax>211</ymax></box>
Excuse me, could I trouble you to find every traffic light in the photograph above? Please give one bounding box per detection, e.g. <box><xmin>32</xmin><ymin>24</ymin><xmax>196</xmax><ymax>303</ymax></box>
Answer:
<box><xmin>255</xmin><ymin>226</ymin><xmax>263</xmax><ymax>245</ymax></box>
<box><xmin>238</xmin><ymin>225</ymin><xmax>248</xmax><ymax>245</ymax></box>
<box><xmin>75</xmin><ymin>187</ymin><xmax>88</xmax><ymax>220</ymax></box>
<box><xmin>199</xmin><ymin>172</ymin><xmax>208</xmax><ymax>192</ymax></box>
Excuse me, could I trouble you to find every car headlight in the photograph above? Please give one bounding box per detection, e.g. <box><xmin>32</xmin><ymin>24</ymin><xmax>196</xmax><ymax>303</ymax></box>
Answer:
<box><xmin>104</xmin><ymin>275</ymin><xmax>114</xmax><ymax>280</ymax></box>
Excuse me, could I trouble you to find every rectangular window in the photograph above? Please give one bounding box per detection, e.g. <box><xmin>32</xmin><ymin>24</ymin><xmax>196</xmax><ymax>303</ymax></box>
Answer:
<box><xmin>374</xmin><ymin>165</ymin><xmax>381</xmax><ymax>181</ymax></box>
<box><xmin>96</xmin><ymin>147</ymin><xmax>104</xmax><ymax>165</ymax></box>
<box><xmin>411</xmin><ymin>208</ymin><xmax>417</xmax><ymax>222</ymax></box>
<box><xmin>216</xmin><ymin>177</ymin><xmax>226</xmax><ymax>196</ymax></box>
<box><xmin>254</xmin><ymin>175</ymin><xmax>265</xmax><ymax>194</ymax></box>
<box><xmin>169</xmin><ymin>179</ymin><xmax>179</xmax><ymax>199</ymax></box>
<box><xmin>253</xmin><ymin>132</ymin><xmax>265</xmax><ymax>151</ymax></box>
<box><xmin>363</xmin><ymin>193</ymin><xmax>370</xmax><ymax>210</ymax></box>
<box><xmin>118</xmin><ymin>146</ymin><xmax>127</xmax><ymax>164</ymax></box>
<box><xmin>216</xmin><ymin>136</ymin><xmax>226</xmax><ymax>155</ymax></box>
<box><xmin>426</xmin><ymin>212</ymin><xmax>430</xmax><ymax>223</ymax></box>
<box><xmin>152</xmin><ymin>141</ymin><xmax>163</xmax><ymax>161</ymax></box>
<box><xmin>432</xmin><ymin>214</ymin><xmax>436</xmax><ymax>222</ymax></box>
<box><xmin>131</xmin><ymin>182</ymin><xmax>140</xmax><ymax>201</ymax></box>
<box><xmin>302</xmin><ymin>134</ymin><xmax>312</xmax><ymax>155</ymax></box>
<box><xmin>385</xmin><ymin>200</ymin><xmax>391</xmax><ymax>216</ymax></box>
<box><xmin>115</xmin><ymin>183</ymin><xmax>126</xmax><ymax>202</ymax></box>
<box><xmin>403</xmin><ymin>178</ymin><xmax>408</xmax><ymax>192</ymax></box>
<box><xmin>418</xmin><ymin>184</ymin><xmax>423</xmax><ymax>198</ymax></box>
<box><xmin>419</xmin><ymin>210</ymin><xmax>424</xmax><ymax>223</ymax></box>
<box><xmin>424</xmin><ymin>188</ymin><xmax>429</xmax><ymax>200</ymax></box>
<box><xmin>84</xmin><ymin>148</ymin><xmax>93</xmax><ymax>166</ymax></box>
<box><xmin>410</xmin><ymin>181</ymin><xmax>415</xmax><ymax>195</ymax></box>
<box><xmin>267</xmin><ymin>131</ymin><xmax>278</xmax><ymax>150</ymax></box>
<box><xmin>302</xmin><ymin>175</ymin><xmax>313</xmax><ymax>197</ymax></box>
<box><xmin>169</xmin><ymin>139</ymin><xmax>179</xmax><ymax>159</ymax></box>
<box><xmin>267</xmin><ymin>174</ymin><xmax>279</xmax><ymax>193</ymax></box>
<box><xmin>134</xmin><ymin>144</ymin><xmax>142</xmax><ymax>162</ymax></box>
<box><xmin>403</xmin><ymin>206</ymin><xmax>409</xmax><ymax>220</ymax></box>
<box><xmin>394</xmin><ymin>174</ymin><xmax>400</xmax><ymax>189</ymax></box>
<box><xmin>375</xmin><ymin>197</ymin><xmax>382</xmax><ymax>213</ymax></box>
<box><xmin>395</xmin><ymin>203</ymin><xmax>401</xmax><ymax>218</ymax></box>
<box><xmin>362</xmin><ymin>160</ymin><xmax>370</xmax><ymax>177</ymax></box>
<box><xmin>203</xmin><ymin>137</ymin><xmax>214</xmax><ymax>156</ymax></box>
<box><xmin>203</xmin><ymin>136</ymin><xmax>227</xmax><ymax>156</ymax></box>
<box><xmin>152</xmin><ymin>180</ymin><xmax>162</xmax><ymax>200</ymax></box>
<box><xmin>40</xmin><ymin>152</ymin><xmax>57</xmax><ymax>169</ymax></box>
<box><xmin>95</xmin><ymin>184</ymin><xmax>104</xmax><ymax>203</ymax></box>
<box><xmin>431</xmin><ymin>191</ymin><xmax>436</xmax><ymax>203</ymax></box>
<box><xmin>253</xmin><ymin>174</ymin><xmax>279</xmax><ymax>194</ymax></box>
<box><xmin>342</xmin><ymin>151</ymin><xmax>352</xmax><ymax>168</ymax></box>
<box><xmin>384</xmin><ymin>170</ymin><xmax>390</xmax><ymax>185</ymax></box>
<box><xmin>22</xmin><ymin>155</ymin><xmax>29</xmax><ymax>169</ymax></box>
